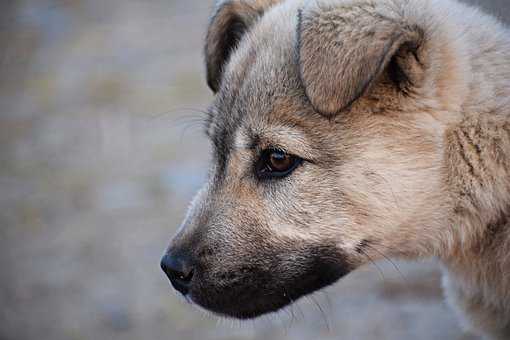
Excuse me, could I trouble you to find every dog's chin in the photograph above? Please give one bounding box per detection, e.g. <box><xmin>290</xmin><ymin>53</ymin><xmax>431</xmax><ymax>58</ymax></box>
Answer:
<box><xmin>188</xmin><ymin>267</ymin><xmax>351</xmax><ymax>319</ymax></box>
<box><xmin>190</xmin><ymin>291</ymin><xmax>294</xmax><ymax>320</ymax></box>
<box><xmin>201</xmin><ymin>298</ymin><xmax>292</xmax><ymax>320</ymax></box>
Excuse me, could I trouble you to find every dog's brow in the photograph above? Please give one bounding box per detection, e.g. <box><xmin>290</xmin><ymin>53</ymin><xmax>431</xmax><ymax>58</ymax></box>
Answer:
<box><xmin>236</xmin><ymin>125</ymin><xmax>317</xmax><ymax>160</ymax></box>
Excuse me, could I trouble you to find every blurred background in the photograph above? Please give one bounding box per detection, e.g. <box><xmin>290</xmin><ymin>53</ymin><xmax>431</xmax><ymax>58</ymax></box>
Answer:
<box><xmin>0</xmin><ymin>1</ymin><xmax>508</xmax><ymax>339</ymax></box>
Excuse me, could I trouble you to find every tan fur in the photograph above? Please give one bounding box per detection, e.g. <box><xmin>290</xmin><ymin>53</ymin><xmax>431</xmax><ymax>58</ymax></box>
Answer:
<box><xmin>298</xmin><ymin>1</ymin><xmax>425</xmax><ymax>116</ymax></box>
<box><xmin>165</xmin><ymin>0</ymin><xmax>510</xmax><ymax>337</ymax></box>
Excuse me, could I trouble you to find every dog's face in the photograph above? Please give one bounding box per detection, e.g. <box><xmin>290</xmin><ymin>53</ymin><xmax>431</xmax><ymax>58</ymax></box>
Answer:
<box><xmin>162</xmin><ymin>0</ymin><xmax>465</xmax><ymax>319</ymax></box>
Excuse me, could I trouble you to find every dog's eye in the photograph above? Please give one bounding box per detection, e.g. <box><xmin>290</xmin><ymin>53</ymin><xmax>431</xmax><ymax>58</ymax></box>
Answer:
<box><xmin>255</xmin><ymin>149</ymin><xmax>303</xmax><ymax>179</ymax></box>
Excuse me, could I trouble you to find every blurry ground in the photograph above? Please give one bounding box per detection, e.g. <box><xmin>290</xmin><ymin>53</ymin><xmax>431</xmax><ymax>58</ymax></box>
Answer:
<box><xmin>0</xmin><ymin>1</ymin><xmax>507</xmax><ymax>340</ymax></box>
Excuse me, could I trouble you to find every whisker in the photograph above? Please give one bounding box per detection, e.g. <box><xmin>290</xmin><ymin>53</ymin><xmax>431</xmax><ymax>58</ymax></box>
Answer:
<box><xmin>366</xmin><ymin>171</ymin><xmax>402</xmax><ymax>211</ymax></box>
<box><xmin>178</xmin><ymin>120</ymin><xmax>209</xmax><ymax>143</ymax></box>
<box><xmin>275</xmin><ymin>310</ymin><xmax>288</xmax><ymax>334</ymax></box>
<box><xmin>285</xmin><ymin>290</ymin><xmax>305</xmax><ymax>320</ymax></box>
<box><xmin>147</xmin><ymin>106</ymin><xmax>210</xmax><ymax>121</ymax></box>
<box><xmin>320</xmin><ymin>290</ymin><xmax>333</xmax><ymax>311</ymax></box>
<box><xmin>281</xmin><ymin>301</ymin><xmax>295</xmax><ymax>332</ymax></box>
<box><xmin>309</xmin><ymin>295</ymin><xmax>330</xmax><ymax>332</ymax></box>
<box><xmin>365</xmin><ymin>243</ymin><xmax>408</xmax><ymax>283</ymax></box>
<box><xmin>289</xmin><ymin>303</ymin><xmax>296</xmax><ymax>328</ymax></box>
<box><xmin>282</xmin><ymin>287</ymin><xmax>298</xmax><ymax>327</ymax></box>
<box><xmin>359</xmin><ymin>248</ymin><xmax>386</xmax><ymax>281</ymax></box>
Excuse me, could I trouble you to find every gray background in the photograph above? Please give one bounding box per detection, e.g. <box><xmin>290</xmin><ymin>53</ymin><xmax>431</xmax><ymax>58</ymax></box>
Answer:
<box><xmin>0</xmin><ymin>1</ymin><xmax>507</xmax><ymax>340</ymax></box>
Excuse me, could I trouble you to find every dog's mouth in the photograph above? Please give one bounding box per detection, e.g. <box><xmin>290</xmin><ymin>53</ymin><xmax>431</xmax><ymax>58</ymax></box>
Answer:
<box><xmin>190</xmin><ymin>273</ymin><xmax>350</xmax><ymax>319</ymax></box>
<box><xmin>177</xmin><ymin>245</ymin><xmax>352</xmax><ymax>319</ymax></box>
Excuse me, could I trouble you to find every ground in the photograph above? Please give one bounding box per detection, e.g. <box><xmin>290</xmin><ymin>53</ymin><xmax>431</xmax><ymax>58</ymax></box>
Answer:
<box><xmin>0</xmin><ymin>0</ymin><xmax>507</xmax><ymax>339</ymax></box>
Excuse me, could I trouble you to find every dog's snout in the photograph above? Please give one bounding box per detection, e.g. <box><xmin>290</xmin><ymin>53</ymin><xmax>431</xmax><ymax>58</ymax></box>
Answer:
<box><xmin>160</xmin><ymin>253</ymin><xmax>194</xmax><ymax>296</ymax></box>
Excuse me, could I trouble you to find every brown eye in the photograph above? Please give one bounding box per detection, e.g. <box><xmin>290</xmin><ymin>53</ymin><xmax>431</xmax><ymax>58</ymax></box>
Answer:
<box><xmin>269</xmin><ymin>151</ymin><xmax>293</xmax><ymax>172</ymax></box>
<box><xmin>255</xmin><ymin>149</ymin><xmax>303</xmax><ymax>179</ymax></box>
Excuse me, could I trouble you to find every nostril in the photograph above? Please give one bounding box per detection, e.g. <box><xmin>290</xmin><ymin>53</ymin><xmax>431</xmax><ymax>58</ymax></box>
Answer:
<box><xmin>160</xmin><ymin>253</ymin><xmax>194</xmax><ymax>295</ymax></box>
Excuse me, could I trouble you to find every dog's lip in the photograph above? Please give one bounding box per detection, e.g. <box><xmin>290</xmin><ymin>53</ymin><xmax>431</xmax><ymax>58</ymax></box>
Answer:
<box><xmin>192</xmin><ymin>296</ymin><xmax>288</xmax><ymax>319</ymax></box>
<box><xmin>186</xmin><ymin>283</ymin><xmax>315</xmax><ymax>319</ymax></box>
<box><xmin>169</xmin><ymin>278</ymin><xmax>190</xmax><ymax>296</ymax></box>
<box><xmin>172</xmin><ymin>287</ymin><xmax>194</xmax><ymax>304</ymax></box>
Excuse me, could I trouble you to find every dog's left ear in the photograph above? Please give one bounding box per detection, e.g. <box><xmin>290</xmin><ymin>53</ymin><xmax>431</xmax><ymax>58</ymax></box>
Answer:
<box><xmin>297</xmin><ymin>5</ymin><xmax>425</xmax><ymax>117</ymax></box>
<box><xmin>205</xmin><ymin>0</ymin><xmax>281</xmax><ymax>93</ymax></box>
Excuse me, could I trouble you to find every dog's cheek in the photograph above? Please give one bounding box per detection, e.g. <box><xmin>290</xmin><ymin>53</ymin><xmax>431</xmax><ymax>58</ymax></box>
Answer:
<box><xmin>276</xmin><ymin>242</ymin><xmax>353</xmax><ymax>298</ymax></box>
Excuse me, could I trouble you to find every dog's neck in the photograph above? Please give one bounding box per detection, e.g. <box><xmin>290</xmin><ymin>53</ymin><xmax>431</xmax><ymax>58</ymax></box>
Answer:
<box><xmin>430</xmin><ymin>16</ymin><xmax>510</xmax><ymax>336</ymax></box>
<box><xmin>443</xmin><ymin>18</ymin><xmax>510</xmax><ymax>262</ymax></box>
<box><xmin>441</xmin><ymin>93</ymin><xmax>510</xmax><ymax>328</ymax></box>
<box><xmin>444</xmin><ymin>114</ymin><xmax>510</xmax><ymax>253</ymax></box>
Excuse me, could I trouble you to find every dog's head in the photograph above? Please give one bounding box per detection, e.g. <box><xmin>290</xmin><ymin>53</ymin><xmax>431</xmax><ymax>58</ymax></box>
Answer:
<box><xmin>162</xmin><ymin>0</ymin><xmax>468</xmax><ymax>319</ymax></box>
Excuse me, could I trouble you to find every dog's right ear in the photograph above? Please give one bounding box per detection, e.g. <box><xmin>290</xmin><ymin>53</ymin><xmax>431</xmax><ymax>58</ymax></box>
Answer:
<box><xmin>297</xmin><ymin>4</ymin><xmax>426</xmax><ymax>117</ymax></box>
<box><xmin>205</xmin><ymin>0</ymin><xmax>280</xmax><ymax>92</ymax></box>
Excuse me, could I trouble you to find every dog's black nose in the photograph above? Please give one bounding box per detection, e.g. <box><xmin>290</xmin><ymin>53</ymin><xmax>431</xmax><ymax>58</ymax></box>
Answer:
<box><xmin>160</xmin><ymin>253</ymin><xmax>194</xmax><ymax>295</ymax></box>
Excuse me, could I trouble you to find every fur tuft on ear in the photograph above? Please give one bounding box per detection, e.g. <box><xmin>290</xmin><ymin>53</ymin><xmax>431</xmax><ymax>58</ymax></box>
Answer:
<box><xmin>297</xmin><ymin>3</ymin><xmax>425</xmax><ymax>117</ymax></box>
<box><xmin>205</xmin><ymin>0</ymin><xmax>281</xmax><ymax>93</ymax></box>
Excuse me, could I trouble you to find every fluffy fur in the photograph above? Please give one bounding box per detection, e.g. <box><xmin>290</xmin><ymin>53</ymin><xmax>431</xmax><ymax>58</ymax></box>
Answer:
<box><xmin>162</xmin><ymin>0</ymin><xmax>510</xmax><ymax>338</ymax></box>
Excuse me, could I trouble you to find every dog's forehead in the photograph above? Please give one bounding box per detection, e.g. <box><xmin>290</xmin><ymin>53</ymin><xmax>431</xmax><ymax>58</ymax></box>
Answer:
<box><xmin>208</xmin><ymin>2</ymin><xmax>308</xmax><ymax>166</ymax></box>
<box><xmin>216</xmin><ymin>1</ymin><xmax>303</xmax><ymax>116</ymax></box>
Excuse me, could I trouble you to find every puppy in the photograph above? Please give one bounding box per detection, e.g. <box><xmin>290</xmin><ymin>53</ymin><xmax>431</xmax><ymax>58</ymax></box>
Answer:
<box><xmin>161</xmin><ymin>0</ymin><xmax>510</xmax><ymax>338</ymax></box>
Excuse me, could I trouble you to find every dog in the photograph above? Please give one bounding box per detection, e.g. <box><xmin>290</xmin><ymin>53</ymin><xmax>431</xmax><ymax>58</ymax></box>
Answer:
<box><xmin>161</xmin><ymin>0</ymin><xmax>510</xmax><ymax>338</ymax></box>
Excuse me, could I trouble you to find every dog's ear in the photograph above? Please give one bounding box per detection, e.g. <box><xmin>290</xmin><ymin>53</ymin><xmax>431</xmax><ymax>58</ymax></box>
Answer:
<box><xmin>205</xmin><ymin>0</ymin><xmax>280</xmax><ymax>92</ymax></box>
<box><xmin>297</xmin><ymin>5</ymin><xmax>425</xmax><ymax>117</ymax></box>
